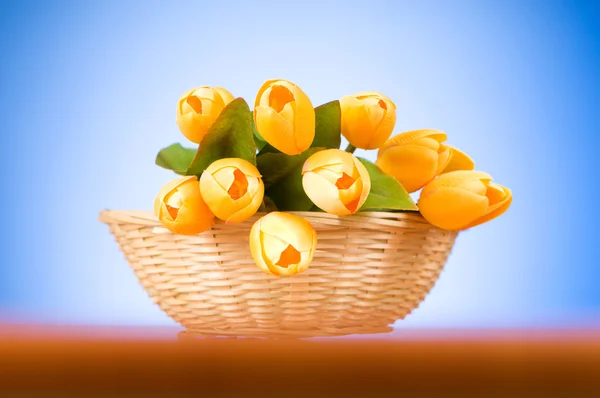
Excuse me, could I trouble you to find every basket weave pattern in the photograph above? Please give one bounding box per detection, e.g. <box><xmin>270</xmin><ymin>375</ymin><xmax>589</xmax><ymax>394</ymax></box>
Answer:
<box><xmin>100</xmin><ymin>210</ymin><xmax>457</xmax><ymax>338</ymax></box>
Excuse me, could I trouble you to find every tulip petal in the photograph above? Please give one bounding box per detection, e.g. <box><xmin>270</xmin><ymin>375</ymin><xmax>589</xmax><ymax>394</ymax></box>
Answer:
<box><xmin>466</xmin><ymin>187</ymin><xmax>512</xmax><ymax>229</ymax></box>
<box><xmin>180</xmin><ymin>97</ymin><xmax>202</xmax><ymax>115</ymax></box>
<box><xmin>245</xmin><ymin>174</ymin><xmax>260</xmax><ymax>197</ymax></box>
<box><xmin>297</xmin><ymin>229</ymin><xmax>317</xmax><ymax>274</ymax></box>
<box><xmin>303</xmin><ymin>149</ymin><xmax>354</xmax><ymax>176</ymax></box>
<box><xmin>302</xmin><ymin>156</ymin><xmax>343</xmax><ymax>174</ymax></box>
<box><xmin>250</xmin><ymin>212</ymin><xmax>316</xmax><ymax>276</ymax></box>
<box><xmin>154</xmin><ymin>176</ymin><xmax>197</xmax><ymax>217</ymax></box>
<box><xmin>338</xmin><ymin>178</ymin><xmax>363</xmax><ymax>213</ymax></box>
<box><xmin>420</xmin><ymin>170</ymin><xmax>493</xmax><ymax>199</ymax></box>
<box><xmin>340</xmin><ymin>98</ymin><xmax>377</xmax><ymax>149</ymax></box>
<box><xmin>379</xmin><ymin>129</ymin><xmax>447</xmax><ymax>152</ymax></box>
<box><xmin>259</xmin><ymin>212</ymin><xmax>316</xmax><ymax>252</ymax></box>
<box><xmin>261</xmin><ymin>232</ymin><xmax>290</xmax><ymax>268</ymax></box>
<box><xmin>200</xmin><ymin>159</ymin><xmax>263</xmax><ymax>222</ymax></box>
<box><xmin>268</xmin><ymin>84</ymin><xmax>295</xmax><ymax>113</ymax></box>
<box><xmin>435</xmin><ymin>144</ymin><xmax>452</xmax><ymax>175</ymax></box>
<box><xmin>290</xmin><ymin>85</ymin><xmax>315</xmax><ymax>152</ymax></box>
<box><xmin>254</xmin><ymin>105</ymin><xmax>297</xmax><ymax>155</ymax></box>
<box><xmin>279</xmin><ymin>101</ymin><xmax>295</xmax><ymax>124</ymax></box>
<box><xmin>314</xmin><ymin>167</ymin><xmax>344</xmax><ymax>185</ymax></box>
<box><xmin>371</xmin><ymin>103</ymin><xmax>396</xmax><ymax>149</ymax></box>
<box><xmin>296</xmin><ymin>251</ymin><xmax>312</xmax><ymax>274</ymax></box>
<box><xmin>456</xmin><ymin>178</ymin><xmax>488</xmax><ymax>196</ymax></box>
<box><xmin>208</xmin><ymin>158</ymin><xmax>262</xmax><ymax>178</ymax></box>
<box><xmin>365</xmin><ymin>100</ymin><xmax>385</xmax><ymax>130</ymax></box>
<box><xmin>226</xmin><ymin>179</ymin><xmax>264</xmax><ymax>223</ymax></box>
<box><xmin>176</xmin><ymin>112</ymin><xmax>214</xmax><ymax>143</ymax></box>
<box><xmin>155</xmin><ymin>176</ymin><xmax>214</xmax><ymax>235</ymax></box>
<box><xmin>442</xmin><ymin>146</ymin><xmax>475</xmax><ymax>173</ymax></box>
<box><xmin>486</xmin><ymin>182</ymin><xmax>508</xmax><ymax>206</ymax></box>
<box><xmin>303</xmin><ymin>171</ymin><xmax>351</xmax><ymax>216</ymax></box>
<box><xmin>419</xmin><ymin>187</ymin><xmax>489</xmax><ymax>230</ymax></box>
<box><xmin>158</xmin><ymin>202</ymin><xmax>175</xmax><ymax>222</ymax></box>
<box><xmin>171</xmin><ymin>197</ymin><xmax>209</xmax><ymax>231</ymax></box>
<box><xmin>376</xmin><ymin>145</ymin><xmax>439</xmax><ymax>193</ymax></box>
<box><xmin>249</xmin><ymin>219</ymin><xmax>276</xmax><ymax>276</ymax></box>
<box><xmin>200</xmin><ymin>172</ymin><xmax>248</xmax><ymax>220</ymax></box>
<box><xmin>213</xmin><ymin>86</ymin><xmax>235</xmax><ymax>105</ymax></box>
<box><xmin>191</xmin><ymin>86</ymin><xmax>220</xmax><ymax>102</ymax></box>
<box><xmin>353</xmin><ymin>91</ymin><xmax>397</xmax><ymax>110</ymax></box>
<box><xmin>410</xmin><ymin>137</ymin><xmax>440</xmax><ymax>151</ymax></box>
<box><xmin>255</xmin><ymin>80</ymin><xmax>282</xmax><ymax>109</ymax></box>
<box><xmin>352</xmin><ymin>155</ymin><xmax>371</xmax><ymax>209</ymax></box>
<box><xmin>276</xmin><ymin>263</ymin><xmax>300</xmax><ymax>277</ymax></box>
<box><xmin>197</xmin><ymin>98</ymin><xmax>221</xmax><ymax>119</ymax></box>
<box><xmin>258</xmin><ymin>86</ymin><xmax>273</xmax><ymax>107</ymax></box>
<box><xmin>211</xmin><ymin>167</ymin><xmax>237</xmax><ymax>192</ymax></box>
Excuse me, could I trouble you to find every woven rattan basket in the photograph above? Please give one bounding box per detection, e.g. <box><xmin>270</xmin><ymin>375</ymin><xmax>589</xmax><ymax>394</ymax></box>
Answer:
<box><xmin>100</xmin><ymin>210</ymin><xmax>457</xmax><ymax>338</ymax></box>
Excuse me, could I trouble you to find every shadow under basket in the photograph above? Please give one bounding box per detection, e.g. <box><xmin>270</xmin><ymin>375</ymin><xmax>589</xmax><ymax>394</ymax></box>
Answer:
<box><xmin>99</xmin><ymin>210</ymin><xmax>457</xmax><ymax>338</ymax></box>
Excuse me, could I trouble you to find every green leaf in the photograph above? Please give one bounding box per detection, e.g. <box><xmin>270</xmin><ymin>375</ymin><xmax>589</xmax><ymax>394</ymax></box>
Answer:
<box><xmin>312</xmin><ymin>100</ymin><xmax>341</xmax><ymax>149</ymax></box>
<box><xmin>358</xmin><ymin>158</ymin><xmax>418</xmax><ymax>211</ymax></box>
<box><xmin>257</xmin><ymin>152</ymin><xmax>303</xmax><ymax>188</ymax></box>
<box><xmin>155</xmin><ymin>143</ymin><xmax>197</xmax><ymax>175</ymax></box>
<box><xmin>251</xmin><ymin>116</ymin><xmax>267</xmax><ymax>152</ymax></box>
<box><xmin>186</xmin><ymin>98</ymin><xmax>256</xmax><ymax>177</ymax></box>
<box><xmin>257</xmin><ymin>147</ymin><xmax>324</xmax><ymax>211</ymax></box>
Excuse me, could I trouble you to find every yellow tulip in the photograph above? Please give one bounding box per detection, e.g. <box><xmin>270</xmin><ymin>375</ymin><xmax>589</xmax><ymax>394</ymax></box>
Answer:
<box><xmin>249</xmin><ymin>212</ymin><xmax>317</xmax><ymax>277</ymax></box>
<box><xmin>254</xmin><ymin>79</ymin><xmax>315</xmax><ymax>155</ymax></box>
<box><xmin>302</xmin><ymin>149</ymin><xmax>371</xmax><ymax>215</ymax></box>
<box><xmin>376</xmin><ymin>129</ymin><xmax>474</xmax><ymax>193</ymax></box>
<box><xmin>199</xmin><ymin>158</ymin><xmax>264</xmax><ymax>223</ymax></box>
<box><xmin>418</xmin><ymin>170</ymin><xmax>512</xmax><ymax>231</ymax></box>
<box><xmin>154</xmin><ymin>176</ymin><xmax>215</xmax><ymax>235</ymax></box>
<box><xmin>176</xmin><ymin>86</ymin><xmax>235</xmax><ymax>144</ymax></box>
<box><xmin>340</xmin><ymin>91</ymin><xmax>397</xmax><ymax>149</ymax></box>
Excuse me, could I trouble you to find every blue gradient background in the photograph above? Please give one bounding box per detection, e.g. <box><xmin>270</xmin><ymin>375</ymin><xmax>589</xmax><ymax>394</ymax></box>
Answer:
<box><xmin>1</xmin><ymin>0</ymin><xmax>598</xmax><ymax>329</ymax></box>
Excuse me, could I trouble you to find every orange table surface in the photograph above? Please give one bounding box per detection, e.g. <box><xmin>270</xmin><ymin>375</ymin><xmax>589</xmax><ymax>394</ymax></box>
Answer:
<box><xmin>0</xmin><ymin>324</ymin><xmax>599</xmax><ymax>397</ymax></box>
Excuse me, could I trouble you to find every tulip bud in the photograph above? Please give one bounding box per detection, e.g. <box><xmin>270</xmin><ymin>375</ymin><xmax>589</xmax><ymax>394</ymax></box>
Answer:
<box><xmin>418</xmin><ymin>170</ymin><xmax>512</xmax><ymax>231</ymax></box>
<box><xmin>302</xmin><ymin>149</ymin><xmax>371</xmax><ymax>216</ymax></box>
<box><xmin>176</xmin><ymin>86</ymin><xmax>235</xmax><ymax>144</ymax></box>
<box><xmin>154</xmin><ymin>176</ymin><xmax>215</xmax><ymax>235</ymax></box>
<box><xmin>249</xmin><ymin>212</ymin><xmax>317</xmax><ymax>277</ymax></box>
<box><xmin>199</xmin><ymin>158</ymin><xmax>264</xmax><ymax>223</ymax></box>
<box><xmin>254</xmin><ymin>79</ymin><xmax>315</xmax><ymax>155</ymax></box>
<box><xmin>340</xmin><ymin>92</ymin><xmax>397</xmax><ymax>149</ymax></box>
<box><xmin>375</xmin><ymin>129</ymin><xmax>454</xmax><ymax>193</ymax></box>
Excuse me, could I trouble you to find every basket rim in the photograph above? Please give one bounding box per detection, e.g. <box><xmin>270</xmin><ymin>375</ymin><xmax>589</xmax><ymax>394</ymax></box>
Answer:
<box><xmin>99</xmin><ymin>209</ymin><xmax>438</xmax><ymax>230</ymax></box>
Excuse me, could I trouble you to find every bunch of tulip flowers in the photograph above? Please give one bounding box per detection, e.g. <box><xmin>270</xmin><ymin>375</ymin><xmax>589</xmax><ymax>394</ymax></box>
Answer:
<box><xmin>154</xmin><ymin>79</ymin><xmax>512</xmax><ymax>276</ymax></box>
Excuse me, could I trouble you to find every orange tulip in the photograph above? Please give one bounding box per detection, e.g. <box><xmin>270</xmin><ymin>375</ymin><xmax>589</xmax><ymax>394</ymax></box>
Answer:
<box><xmin>249</xmin><ymin>212</ymin><xmax>317</xmax><ymax>277</ymax></box>
<box><xmin>302</xmin><ymin>149</ymin><xmax>371</xmax><ymax>216</ymax></box>
<box><xmin>176</xmin><ymin>86</ymin><xmax>235</xmax><ymax>144</ymax></box>
<box><xmin>376</xmin><ymin>129</ymin><xmax>474</xmax><ymax>193</ymax></box>
<box><xmin>154</xmin><ymin>176</ymin><xmax>214</xmax><ymax>235</ymax></box>
<box><xmin>254</xmin><ymin>79</ymin><xmax>315</xmax><ymax>155</ymax></box>
<box><xmin>199</xmin><ymin>158</ymin><xmax>264</xmax><ymax>223</ymax></box>
<box><xmin>418</xmin><ymin>170</ymin><xmax>512</xmax><ymax>231</ymax></box>
<box><xmin>340</xmin><ymin>92</ymin><xmax>397</xmax><ymax>149</ymax></box>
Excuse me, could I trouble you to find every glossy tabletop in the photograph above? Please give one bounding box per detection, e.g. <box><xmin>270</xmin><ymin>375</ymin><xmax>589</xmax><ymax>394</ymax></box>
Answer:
<box><xmin>0</xmin><ymin>324</ymin><xmax>599</xmax><ymax>397</ymax></box>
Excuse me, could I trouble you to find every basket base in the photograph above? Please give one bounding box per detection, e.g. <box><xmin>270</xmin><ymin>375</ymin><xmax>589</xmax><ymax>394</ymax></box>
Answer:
<box><xmin>177</xmin><ymin>325</ymin><xmax>395</xmax><ymax>340</ymax></box>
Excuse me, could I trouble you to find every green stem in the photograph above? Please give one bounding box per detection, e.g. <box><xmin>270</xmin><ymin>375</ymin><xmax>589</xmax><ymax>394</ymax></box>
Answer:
<box><xmin>345</xmin><ymin>144</ymin><xmax>357</xmax><ymax>154</ymax></box>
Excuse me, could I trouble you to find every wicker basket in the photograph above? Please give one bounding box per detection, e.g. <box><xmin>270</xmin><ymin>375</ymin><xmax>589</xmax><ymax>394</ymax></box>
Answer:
<box><xmin>100</xmin><ymin>210</ymin><xmax>457</xmax><ymax>338</ymax></box>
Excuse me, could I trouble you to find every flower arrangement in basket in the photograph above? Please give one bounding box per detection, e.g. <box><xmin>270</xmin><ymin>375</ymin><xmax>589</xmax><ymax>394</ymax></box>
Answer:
<box><xmin>100</xmin><ymin>79</ymin><xmax>512</xmax><ymax>338</ymax></box>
